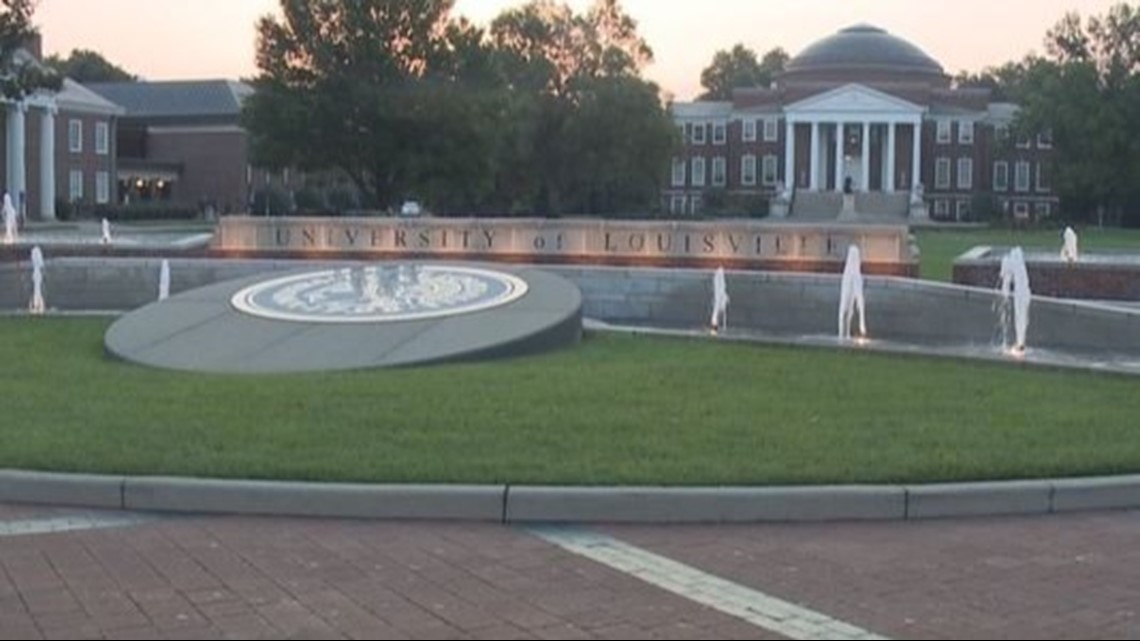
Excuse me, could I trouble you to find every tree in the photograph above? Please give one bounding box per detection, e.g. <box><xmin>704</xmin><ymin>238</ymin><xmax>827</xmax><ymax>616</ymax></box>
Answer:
<box><xmin>244</xmin><ymin>0</ymin><xmax>500</xmax><ymax>209</ymax></box>
<box><xmin>1015</xmin><ymin>3</ymin><xmax>1140</xmax><ymax>225</ymax></box>
<box><xmin>45</xmin><ymin>49</ymin><xmax>135</xmax><ymax>83</ymax></box>
<box><xmin>246</xmin><ymin>0</ymin><xmax>674</xmax><ymax>216</ymax></box>
<box><xmin>488</xmin><ymin>0</ymin><xmax>674</xmax><ymax>215</ymax></box>
<box><xmin>0</xmin><ymin>0</ymin><xmax>59</xmax><ymax>99</ymax></box>
<box><xmin>489</xmin><ymin>0</ymin><xmax>652</xmax><ymax>96</ymax></box>
<box><xmin>953</xmin><ymin>59</ymin><xmax>1036</xmax><ymax>102</ymax></box>
<box><xmin>699</xmin><ymin>45</ymin><xmax>787</xmax><ymax>100</ymax></box>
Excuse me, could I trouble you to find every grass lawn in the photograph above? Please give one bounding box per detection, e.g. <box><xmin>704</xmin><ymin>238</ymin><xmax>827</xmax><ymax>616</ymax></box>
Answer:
<box><xmin>914</xmin><ymin>226</ymin><xmax>1140</xmax><ymax>281</ymax></box>
<box><xmin>3</xmin><ymin>317</ymin><xmax>1139</xmax><ymax>486</ymax></box>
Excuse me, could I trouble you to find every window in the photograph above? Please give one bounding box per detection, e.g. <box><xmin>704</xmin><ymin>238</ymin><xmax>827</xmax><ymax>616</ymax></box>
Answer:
<box><xmin>691</xmin><ymin>157</ymin><xmax>706</xmax><ymax>187</ymax></box>
<box><xmin>670</xmin><ymin>195</ymin><xmax>687</xmax><ymax>215</ymax></box>
<box><xmin>1015</xmin><ymin>161</ymin><xmax>1031</xmax><ymax>192</ymax></box>
<box><xmin>762</xmin><ymin>154</ymin><xmax>778</xmax><ymax>186</ymax></box>
<box><xmin>690</xmin><ymin>194</ymin><xmax>703</xmax><ymax>214</ymax></box>
<box><xmin>957</xmin><ymin>157</ymin><xmax>973</xmax><ymax>190</ymax></box>
<box><xmin>69</xmin><ymin>169</ymin><xmax>83</xmax><ymax>201</ymax></box>
<box><xmin>958</xmin><ymin>120</ymin><xmax>974</xmax><ymax>144</ymax></box>
<box><xmin>993</xmin><ymin>161</ymin><xmax>1009</xmax><ymax>191</ymax></box>
<box><xmin>95</xmin><ymin>171</ymin><xmax>109</xmax><ymax>204</ymax></box>
<box><xmin>763</xmin><ymin>118</ymin><xmax>778</xmax><ymax>142</ymax></box>
<box><xmin>677</xmin><ymin>123</ymin><xmax>685</xmax><ymax>143</ymax></box>
<box><xmin>672</xmin><ymin>158</ymin><xmax>686</xmax><ymax>187</ymax></box>
<box><xmin>1036</xmin><ymin>163</ymin><xmax>1050</xmax><ymax>192</ymax></box>
<box><xmin>1015</xmin><ymin>132</ymin><xmax>1031</xmax><ymax>149</ymax></box>
<box><xmin>94</xmin><ymin>122</ymin><xmax>109</xmax><ymax>155</ymax></box>
<box><xmin>712</xmin><ymin>122</ymin><xmax>726</xmax><ymax>145</ymax></box>
<box><xmin>741</xmin><ymin>154</ymin><xmax>757</xmax><ymax>186</ymax></box>
<box><xmin>742</xmin><ymin>119</ymin><xmax>757</xmax><ymax>142</ymax></box>
<box><xmin>936</xmin><ymin>120</ymin><xmax>951</xmax><ymax>144</ymax></box>
<box><xmin>1013</xmin><ymin>201</ymin><xmax>1030</xmax><ymax>220</ymax></box>
<box><xmin>1037</xmin><ymin>129</ymin><xmax>1053</xmax><ymax>149</ymax></box>
<box><xmin>933</xmin><ymin>199</ymin><xmax>950</xmax><ymax>218</ymax></box>
<box><xmin>712</xmin><ymin>156</ymin><xmax>726</xmax><ymax>186</ymax></box>
<box><xmin>935</xmin><ymin>157</ymin><xmax>951</xmax><ymax>189</ymax></box>
<box><xmin>692</xmin><ymin>123</ymin><xmax>706</xmax><ymax>144</ymax></box>
<box><xmin>956</xmin><ymin>199</ymin><xmax>972</xmax><ymax>220</ymax></box>
<box><xmin>1035</xmin><ymin>202</ymin><xmax>1052</xmax><ymax>217</ymax></box>
<box><xmin>68</xmin><ymin>119</ymin><xmax>82</xmax><ymax>153</ymax></box>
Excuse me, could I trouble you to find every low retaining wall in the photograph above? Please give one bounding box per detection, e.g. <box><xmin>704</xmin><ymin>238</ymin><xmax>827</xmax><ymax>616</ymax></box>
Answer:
<box><xmin>213</xmin><ymin>216</ymin><xmax>919</xmax><ymax>276</ymax></box>
<box><xmin>954</xmin><ymin>246</ymin><xmax>1140</xmax><ymax>301</ymax></box>
<box><xmin>3</xmin><ymin>257</ymin><xmax>1140</xmax><ymax>356</ymax></box>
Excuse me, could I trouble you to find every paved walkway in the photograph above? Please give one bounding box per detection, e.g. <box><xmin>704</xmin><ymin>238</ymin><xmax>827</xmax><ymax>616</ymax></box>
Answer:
<box><xmin>1</xmin><ymin>503</ymin><xmax>1136</xmax><ymax>639</ymax></box>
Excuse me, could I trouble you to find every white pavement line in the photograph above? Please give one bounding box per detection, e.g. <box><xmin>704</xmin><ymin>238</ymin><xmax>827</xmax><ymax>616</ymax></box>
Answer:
<box><xmin>529</xmin><ymin>527</ymin><xmax>890</xmax><ymax>641</ymax></box>
<box><xmin>0</xmin><ymin>512</ymin><xmax>155</xmax><ymax>537</ymax></box>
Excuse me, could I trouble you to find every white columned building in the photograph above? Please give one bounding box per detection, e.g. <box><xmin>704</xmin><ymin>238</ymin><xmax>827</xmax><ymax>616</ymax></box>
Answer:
<box><xmin>3</xmin><ymin>78</ymin><xmax>122</xmax><ymax>222</ymax></box>
<box><xmin>666</xmin><ymin>24</ymin><xmax>1059</xmax><ymax>221</ymax></box>
<box><xmin>784</xmin><ymin>83</ymin><xmax>926</xmax><ymax>199</ymax></box>
<box><xmin>5</xmin><ymin>97</ymin><xmax>60</xmax><ymax>221</ymax></box>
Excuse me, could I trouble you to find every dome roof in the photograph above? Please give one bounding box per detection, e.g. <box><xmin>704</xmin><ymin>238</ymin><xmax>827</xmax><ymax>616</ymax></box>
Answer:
<box><xmin>784</xmin><ymin>24</ymin><xmax>944</xmax><ymax>78</ymax></box>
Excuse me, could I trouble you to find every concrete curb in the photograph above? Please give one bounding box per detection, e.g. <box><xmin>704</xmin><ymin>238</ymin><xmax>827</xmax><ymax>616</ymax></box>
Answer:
<box><xmin>3</xmin><ymin>470</ymin><xmax>1140</xmax><ymax>523</ymax></box>
<box><xmin>0</xmin><ymin>469</ymin><xmax>123</xmax><ymax>509</ymax></box>
<box><xmin>504</xmin><ymin>485</ymin><xmax>905</xmax><ymax>523</ymax></box>
<box><xmin>123</xmin><ymin>477</ymin><xmax>505</xmax><ymax>521</ymax></box>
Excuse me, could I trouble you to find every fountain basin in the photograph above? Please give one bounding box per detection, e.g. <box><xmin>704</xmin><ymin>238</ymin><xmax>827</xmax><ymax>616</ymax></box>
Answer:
<box><xmin>954</xmin><ymin>246</ymin><xmax>1140</xmax><ymax>301</ymax></box>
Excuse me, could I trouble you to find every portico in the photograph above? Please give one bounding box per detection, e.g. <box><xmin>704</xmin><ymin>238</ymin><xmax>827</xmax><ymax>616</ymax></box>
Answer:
<box><xmin>783</xmin><ymin>84</ymin><xmax>925</xmax><ymax>195</ymax></box>
<box><xmin>5</xmin><ymin>97</ymin><xmax>59</xmax><ymax>221</ymax></box>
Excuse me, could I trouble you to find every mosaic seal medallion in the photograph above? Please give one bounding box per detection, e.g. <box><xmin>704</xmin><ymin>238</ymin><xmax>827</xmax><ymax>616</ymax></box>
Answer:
<box><xmin>230</xmin><ymin>264</ymin><xmax>529</xmax><ymax>323</ymax></box>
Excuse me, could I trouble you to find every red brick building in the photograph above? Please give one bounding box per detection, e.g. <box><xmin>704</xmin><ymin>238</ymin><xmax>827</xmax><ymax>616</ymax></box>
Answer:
<box><xmin>668</xmin><ymin>24</ymin><xmax>1058</xmax><ymax>222</ymax></box>
<box><xmin>85</xmin><ymin>80</ymin><xmax>260</xmax><ymax>215</ymax></box>
<box><xmin>0</xmin><ymin>46</ymin><xmax>121</xmax><ymax>221</ymax></box>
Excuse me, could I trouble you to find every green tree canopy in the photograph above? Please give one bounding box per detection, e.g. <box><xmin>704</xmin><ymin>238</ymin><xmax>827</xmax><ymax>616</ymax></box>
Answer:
<box><xmin>487</xmin><ymin>0</ymin><xmax>672</xmax><ymax>215</ymax></box>
<box><xmin>698</xmin><ymin>44</ymin><xmax>787</xmax><ymax>100</ymax></box>
<box><xmin>0</xmin><ymin>0</ymin><xmax>59</xmax><ymax>99</ymax></box>
<box><xmin>245</xmin><ymin>0</ymin><xmax>494</xmax><ymax>208</ymax></box>
<box><xmin>45</xmin><ymin>49</ymin><xmax>135</xmax><ymax>83</ymax></box>
<box><xmin>245</xmin><ymin>0</ymin><xmax>675</xmax><ymax>216</ymax></box>
<box><xmin>1015</xmin><ymin>2</ymin><xmax>1140</xmax><ymax>224</ymax></box>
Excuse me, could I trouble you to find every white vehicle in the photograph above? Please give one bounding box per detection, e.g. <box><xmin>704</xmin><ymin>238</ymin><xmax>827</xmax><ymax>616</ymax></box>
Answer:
<box><xmin>400</xmin><ymin>201</ymin><xmax>422</xmax><ymax>217</ymax></box>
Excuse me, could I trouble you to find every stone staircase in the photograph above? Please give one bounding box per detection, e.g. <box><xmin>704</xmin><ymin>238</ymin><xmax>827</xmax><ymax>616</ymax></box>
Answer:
<box><xmin>789</xmin><ymin>191</ymin><xmax>909</xmax><ymax>222</ymax></box>
<box><xmin>855</xmin><ymin>192</ymin><xmax>909</xmax><ymax>219</ymax></box>
<box><xmin>789</xmin><ymin>192</ymin><xmax>842</xmax><ymax>220</ymax></box>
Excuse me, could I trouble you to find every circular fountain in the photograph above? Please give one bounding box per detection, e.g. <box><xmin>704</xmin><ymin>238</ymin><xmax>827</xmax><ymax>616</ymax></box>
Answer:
<box><xmin>105</xmin><ymin>262</ymin><xmax>582</xmax><ymax>373</ymax></box>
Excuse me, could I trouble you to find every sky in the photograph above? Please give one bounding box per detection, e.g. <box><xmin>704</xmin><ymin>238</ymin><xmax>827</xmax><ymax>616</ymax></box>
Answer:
<box><xmin>36</xmin><ymin>0</ymin><xmax>1124</xmax><ymax>99</ymax></box>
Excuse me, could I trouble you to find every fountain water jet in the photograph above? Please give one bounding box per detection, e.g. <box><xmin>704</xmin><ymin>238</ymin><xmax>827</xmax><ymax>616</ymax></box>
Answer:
<box><xmin>710</xmin><ymin>267</ymin><xmax>729</xmax><ymax>334</ymax></box>
<box><xmin>838</xmin><ymin>245</ymin><xmax>867</xmax><ymax>340</ymax></box>
<box><xmin>1061</xmin><ymin>226</ymin><xmax>1079</xmax><ymax>263</ymax></box>
<box><xmin>997</xmin><ymin>247</ymin><xmax>1032</xmax><ymax>353</ymax></box>
<box><xmin>2</xmin><ymin>193</ymin><xmax>17</xmax><ymax>245</ymax></box>
<box><xmin>28</xmin><ymin>246</ymin><xmax>45</xmax><ymax>314</ymax></box>
<box><xmin>158</xmin><ymin>259</ymin><xmax>171</xmax><ymax>301</ymax></box>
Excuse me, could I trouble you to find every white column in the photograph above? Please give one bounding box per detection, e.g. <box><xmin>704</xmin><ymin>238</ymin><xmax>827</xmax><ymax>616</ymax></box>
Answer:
<box><xmin>911</xmin><ymin>119</ymin><xmax>922</xmax><ymax>191</ymax></box>
<box><xmin>784</xmin><ymin>119</ymin><xmax>795</xmax><ymax>187</ymax></box>
<box><xmin>885</xmin><ymin>122</ymin><xmax>896</xmax><ymax>193</ymax></box>
<box><xmin>860</xmin><ymin>121</ymin><xmax>870</xmax><ymax>192</ymax></box>
<box><xmin>809</xmin><ymin>121</ymin><xmax>820</xmax><ymax>191</ymax></box>
<box><xmin>834</xmin><ymin>122</ymin><xmax>844</xmax><ymax>192</ymax></box>
<box><xmin>7</xmin><ymin>102</ymin><xmax>26</xmax><ymax>218</ymax></box>
<box><xmin>39</xmin><ymin>105</ymin><xmax>55</xmax><ymax>220</ymax></box>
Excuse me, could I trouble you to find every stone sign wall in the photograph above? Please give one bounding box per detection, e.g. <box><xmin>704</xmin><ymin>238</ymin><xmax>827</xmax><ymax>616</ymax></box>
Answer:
<box><xmin>214</xmin><ymin>217</ymin><xmax>916</xmax><ymax>274</ymax></box>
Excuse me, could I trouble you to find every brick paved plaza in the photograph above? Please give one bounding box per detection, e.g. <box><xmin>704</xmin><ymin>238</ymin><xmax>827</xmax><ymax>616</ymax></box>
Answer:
<box><xmin>0</xmin><ymin>503</ymin><xmax>1136</xmax><ymax>639</ymax></box>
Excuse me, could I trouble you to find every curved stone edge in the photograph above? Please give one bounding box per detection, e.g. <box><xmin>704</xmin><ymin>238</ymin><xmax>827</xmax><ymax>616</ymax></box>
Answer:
<box><xmin>2</xmin><ymin>469</ymin><xmax>1139</xmax><ymax>523</ymax></box>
